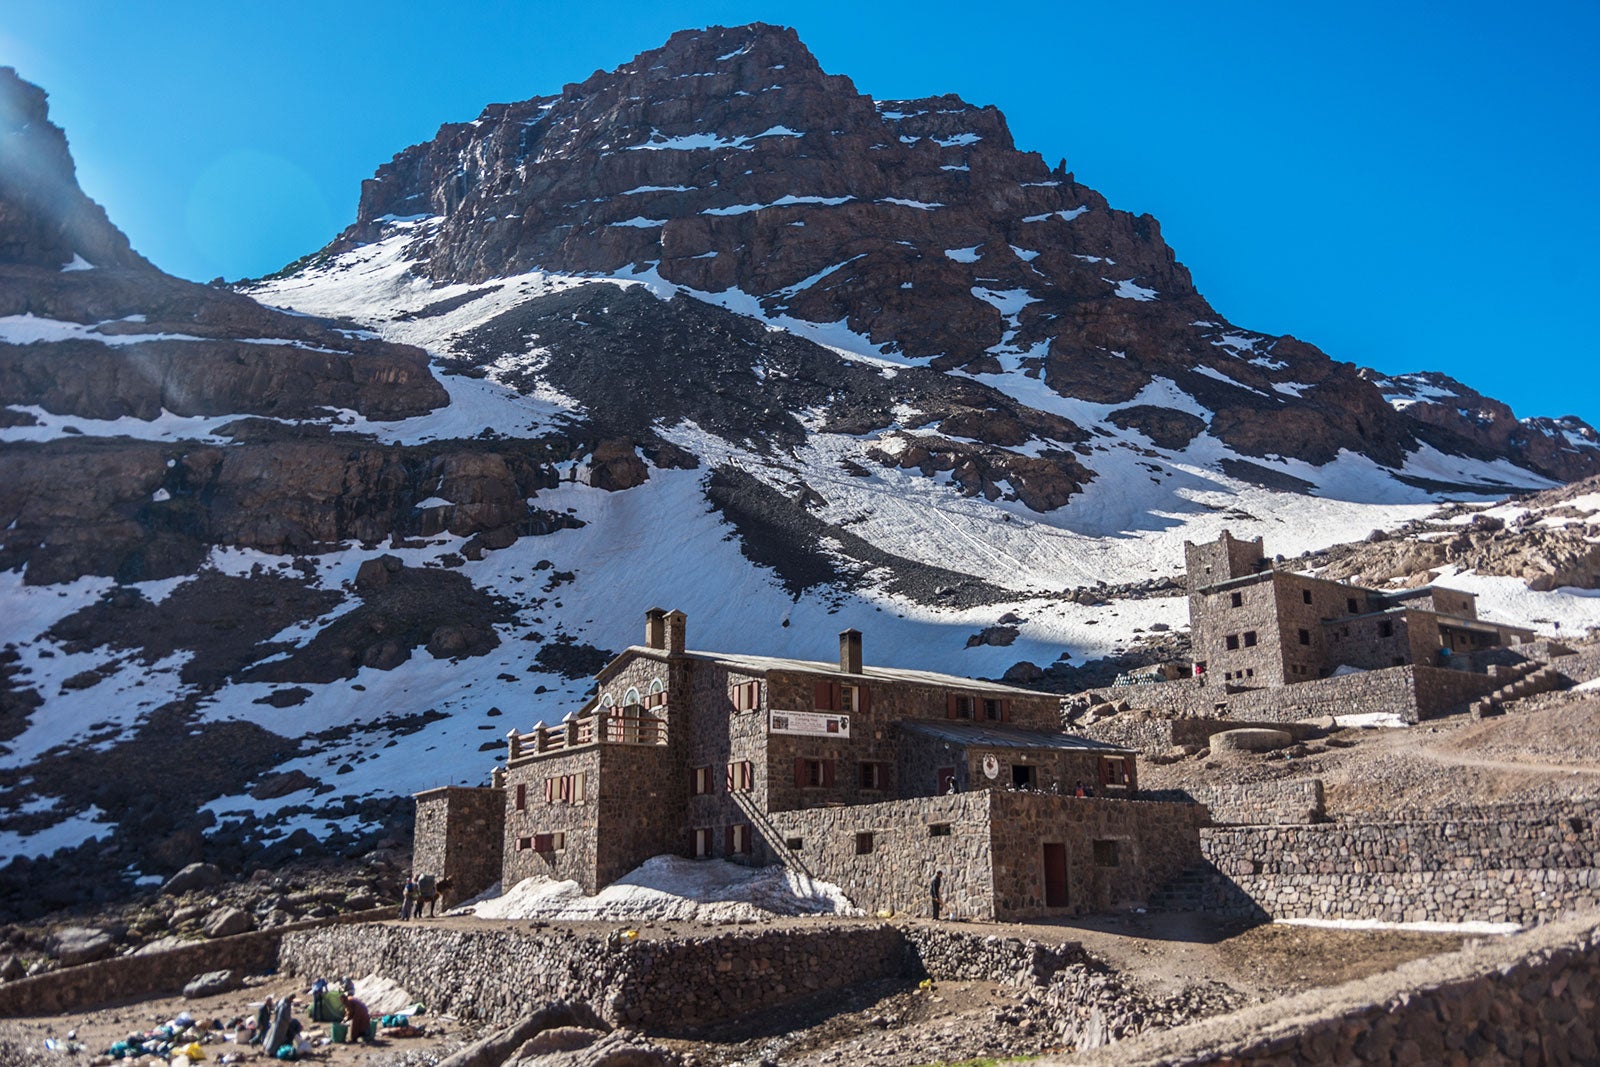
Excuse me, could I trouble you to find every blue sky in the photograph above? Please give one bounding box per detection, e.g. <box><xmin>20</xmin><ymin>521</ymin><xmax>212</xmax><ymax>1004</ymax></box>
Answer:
<box><xmin>7</xmin><ymin>1</ymin><xmax>1597</xmax><ymax>425</ymax></box>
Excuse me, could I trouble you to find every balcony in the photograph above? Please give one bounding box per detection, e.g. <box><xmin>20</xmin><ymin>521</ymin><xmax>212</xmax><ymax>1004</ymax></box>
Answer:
<box><xmin>507</xmin><ymin>706</ymin><xmax>669</xmax><ymax>764</ymax></box>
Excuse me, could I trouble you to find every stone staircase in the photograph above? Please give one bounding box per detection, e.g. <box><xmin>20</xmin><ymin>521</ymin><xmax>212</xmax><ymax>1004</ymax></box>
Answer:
<box><xmin>1145</xmin><ymin>864</ymin><xmax>1222</xmax><ymax>913</ymax></box>
<box><xmin>1470</xmin><ymin>662</ymin><xmax>1570</xmax><ymax>718</ymax></box>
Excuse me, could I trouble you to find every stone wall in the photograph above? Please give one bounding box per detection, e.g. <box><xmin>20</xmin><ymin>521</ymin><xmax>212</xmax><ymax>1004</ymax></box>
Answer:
<box><xmin>503</xmin><ymin>746</ymin><xmax>602</xmax><ymax>892</ymax></box>
<box><xmin>1195</xmin><ymin>806</ymin><xmax>1600</xmax><ymax>924</ymax></box>
<box><xmin>1060</xmin><ymin>913</ymin><xmax>1600</xmax><ymax>1066</ymax></box>
<box><xmin>280</xmin><ymin>920</ymin><xmax>905</xmax><ymax>1032</ymax></box>
<box><xmin>413</xmin><ymin>786</ymin><xmax>504</xmax><ymax>904</ymax></box>
<box><xmin>763</xmin><ymin>792</ymin><xmax>997</xmax><ymax>919</ymax></box>
<box><xmin>1079</xmin><ymin>714</ymin><xmax>1316</xmax><ymax>757</ymax></box>
<box><xmin>1174</xmin><ymin>779</ymin><xmax>1325</xmax><ymax>826</ymax></box>
<box><xmin>0</xmin><ymin>907</ymin><xmax>392</xmax><ymax>1018</ymax></box>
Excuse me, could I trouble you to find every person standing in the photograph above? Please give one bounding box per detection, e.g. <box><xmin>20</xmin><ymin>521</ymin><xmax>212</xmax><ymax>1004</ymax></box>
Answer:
<box><xmin>343</xmin><ymin>995</ymin><xmax>374</xmax><ymax>1044</ymax></box>
<box><xmin>400</xmin><ymin>876</ymin><xmax>417</xmax><ymax>921</ymax></box>
<box><xmin>929</xmin><ymin>870</ymin><xmax>943</xmax><ymax>920</ymax></box>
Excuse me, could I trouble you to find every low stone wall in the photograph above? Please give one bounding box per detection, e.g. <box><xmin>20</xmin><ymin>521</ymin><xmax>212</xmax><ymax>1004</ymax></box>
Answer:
<box><xmin>1060</xmin><ymin>912</ymin><xmax>1600</xmax><ymax>1066</ymax></box>
<box><xmin>1197</xmin><ymin>810</ymin><xmax>1600</xmax><ymax>924</ymax></box>
<box><xmin>0</xmin><ymin>907</ymin><xmax>393</xmax><ymax>1018</ymax></box>
<box><xmin>1179</xmin><ymin>780</ymin><xmax>1325</xmax><ymax>826</ymax></box>
<box><xmin>280</xmin><ymin>920</ymin><xmax>906</xmax><ymax>1032</ymax></box>
<box><xmin>899</xmin><ymin>926</ymin><xmax>1090</xmax><ymax>986</ymax></box>
<box><xmin>1078</xmin><ymin>715</ymin><xmax>1316</xmax><ymax>757</ymax></box>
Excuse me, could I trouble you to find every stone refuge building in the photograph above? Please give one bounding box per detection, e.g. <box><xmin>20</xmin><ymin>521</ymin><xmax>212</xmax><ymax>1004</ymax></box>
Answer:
<box><xmin>417</xmin><ymin>610</ymin><xmax>1203</xmax><ymax>920</ymax></box>
<box><xmin>1186</xmin><ymin>530</ymin><xmax>1534</xmax><ymax>687</ymax></box>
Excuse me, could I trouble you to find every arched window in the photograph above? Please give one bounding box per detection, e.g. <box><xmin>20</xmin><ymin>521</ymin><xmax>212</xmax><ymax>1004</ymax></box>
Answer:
<box><xmin>648</xmin><ymin>678</ymin><xmax>665</xmax><ymax>695</ymax></box>
<box><xmin>599</xmin><ymin>693</ymin><xmax>615</xmax><ymax>709</ymax></box>
<box><xmin>623</xmin><ymin>686</ymin><xmax>641</xmax><ymax>707</ymax></box>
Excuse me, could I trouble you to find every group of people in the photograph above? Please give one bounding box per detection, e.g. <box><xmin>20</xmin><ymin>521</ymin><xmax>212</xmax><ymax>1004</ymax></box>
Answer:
<box><xmin>399</xmin><ymin>873</ymin><xmax>453</xmax><ymax>920</ymax></box>
<box><xmin>248</xmin><ymin>981</ymin><xmax>375</xmax><ymax>1057</ymax></box>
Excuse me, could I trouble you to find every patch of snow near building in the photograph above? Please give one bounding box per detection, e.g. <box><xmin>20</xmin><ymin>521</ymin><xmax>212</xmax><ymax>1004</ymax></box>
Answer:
<box><xmin>1277</xmin><ymin>917</ymin><xmax>1519</xmax><ymax>935</ymax></box>
<box><xmin>468</xmin><ymin>856</ymin><xmax>859</xmax><ymax>923</ymax></box>
<box><xmin>1433</xmin><ymin>571</ymin><xmax>1600</xmax><ymax>636</ymax></box>
<box><xmin>1573</xmin><ymin>677</ymin><xmax>1600</xmax><ymax>692</ymax></box>
<box><xmin>1327</xmin><ymin>711</ymin><xmax>1409</xmax><ymax>729</ymax></box>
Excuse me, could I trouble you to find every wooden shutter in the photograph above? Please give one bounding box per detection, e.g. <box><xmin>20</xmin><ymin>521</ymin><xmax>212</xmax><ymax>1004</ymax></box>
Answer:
<box><xmin>1000</xmin><ymin>699</ymin><xmax>1011</xmax><ymax>723</ymax></box>
<box><xmin>813</xmin><ymin>681</ymin><xmax>832</xmax><ymax>710</ymax></box>
<box><xmin>724</xmin><ymin>825</ymin><xmax>735</xmax><ymax>855</ymax></box>
<box><xmin>1098</xmin><ymin>758</ymin><xmax>1111</xmax><ymax>789</ymax></box>
<box><xmin>822</xmin><ymin>759</ymin><xmax>836</xmax><ymax>788</ymax></box>
<box><xmin>743</xmin><ymin>762</ymin><xmax>754</xmax><ymax>790</ymax></box>
<box><xmin>858</xmin><ymin>686</ymin><xmax>871</xmax><ymax>713</ymax></box>
<box><xmin>946</xmin><ymin>693</ymin><xmax>959</xmax><ymax>719</ymax></box>
<box><xmin>515</xmin><ymin>783</ymin><xmax>527</xmax><ymax>810</ymax></box>
<box><xmin>725</xmin><ymin>763</ymin><xmax>735</xmax><ymax>791</ymax></box>
<box><xmin>690</xmin><ymin>767</ymin><xmax>701</xmax><ymax>795</ymax></box>
<box><xmin>794</xmin><ymin>757</ymin><xmax>807</xmax><ymax>787</ymax></box>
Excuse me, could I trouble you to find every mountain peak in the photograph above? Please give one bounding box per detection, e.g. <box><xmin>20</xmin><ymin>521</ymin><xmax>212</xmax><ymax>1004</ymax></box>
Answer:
<box><xmin>0</xmin><ymin>67</ymin><xmax>147</xmax><ymax>271</ymax></box>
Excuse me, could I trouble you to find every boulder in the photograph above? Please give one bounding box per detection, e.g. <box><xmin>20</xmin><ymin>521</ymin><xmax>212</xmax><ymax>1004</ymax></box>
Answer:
<box><xmin>0</xmin><ymin>954</ymin><xmax>24</xmax><ymax>981</ymax></box>
<box><xmin>184</xmin><ymin>969</ymin><xmax>242</xmax><ymax>999</ymax></box>
<box><xmin>161</xmin><ymin>862</ymin><xmax>223</xmax><ymax>896</ymax></box>
<box><xmin>201</xmin><ymin>906</ymin><xmax>254</xmax><ymax>939</ymax></box>
<box><xmin>1002</xmin><ymin>661</ymin><xmax>1044</xmax><ymax>683</ymax></box>
<box><xmin>52</xmin><ymin>926</ymin><xmax>115</xmax><ymax>966</ymax></box>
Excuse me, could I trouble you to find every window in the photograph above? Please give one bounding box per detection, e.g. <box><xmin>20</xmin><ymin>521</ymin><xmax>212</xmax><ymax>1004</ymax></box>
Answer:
<box><xmin>693</xmin><ymin>827</ymin><xmax>713</xmax><ymax>858</ymax></box>
<box><xmin>514</xmin><ymin>783</ymin><xmax>527</xmax><ymax>811</ymax></box>
<box><xmin>855</xmin><ymin>832</ymin><xmax>875</xmax><ymax>855</ymax></box>
<box><xmin>859</xmin><ymin>761</ymin><xmax>887</xmax><ymax>790</ymax></box>
<box><xmin>692</xmin><ymin>766</ymin><xmax>715</xmax><ymax>796</ymax></box>
<box><xmin>731</xmin><ymin>680</ymin><xmax>762</xmax><ymax>711</ymax></box>
<box><xmin>842</xmin><ymin>684</ymin><xmax>868</xmax><ymax>712</ymax></box>
<box><xmin>516</xmin><ymin>835</ymin><xmax>533</xmax><ymax>851</ymax></box>
<box><xmin>1347</xmin><ymin>597</ymin><xmax>1360</xmax><ymax>614</ymax></box>
<box><xmin>1245</xmin><ymin>668</ymin><xmax>1254</xmax><ymax>678</ymax></box>
<box><xmin>727</xmin><ymin>824</ymin><xmax>751</xmax><ymax>855</ymax></box>
<box><xmin>532</xmin><ymin>832</ymin><xmax>565</xmax><ymax>853</ymax></box>
<box><xmin>947</xmin><ymin>694</ymin><xmax>976</xmax><ymax>719</ymax></box>
<box><xmin>785</xmin><ymin>837</ymin><xmax>804</xmax><ymax>851</ymax></box>
<box><xmin>1302</xmin><ymin>589</ymin><xmax>1312</xmax><ymax>605</ymax></box>
<box><xmin>982</xmin><ymin>697</ymin><xmax>1007</xmax><ymax>722</ymax></box>
<box><xmin>1230</xmin><ymin>591</ymin><xmax>1243</xmax><ymax>608</ymax></box>
<box><xmin>544</xmin><ymin>773</ymin><xmax>585</xmax><ymax>804</ymax></box>
<box><xmin>794</xmin><ymin>758</ymin><xmax>834</xmax><ymax>788</ymax></box>
<box><xmin>1379</xmin><ymin>620</ymin><xmax>1394</xmax><ymax>638</ymax></box>
<box><xmin>1101</xmin><ymin>756</ymin><xmax>1130</xmax><ymax>787</ymax></box>
<box><xmin>928</xmin><ymin>823</ymin><xmax>952</xmax><ymax>837</ymax></box>
<box><xmin>1011</xmin><ymin>764</ymin><xmax>1036</xmax><ymax>790</ymax></box>
<box><xmin>811</xmin><ymin>681</ymin><xmax>868</xmax><ymax>712</ymax></box>
<box><xmin>1225</xmin><ymin>634</ymin><xmax>1240</xmax><ymax>651</ymax></box>
<box><xmin>623</xmin><ymin>686</ymin><xmax>640</xmax><ymax>707</ymax></box>
<box><xmin>1243</xmin><ymin>631</ymin><xmax>1258</xmax><ymax>648</ymax></box>
<box><xmin>1093</xmin><ymin>839</ymin><xmax>1120</xmax><ymax>868</ymax></box>
<box><xmin>1298</xmin><ymin>628</ymin><xmax>1310</xmax><ymax>646</ymax></box>
<box><xmin>726</xmin><ymin>761</ymin><xmax>754</xmax><ymax>792</ymax></box>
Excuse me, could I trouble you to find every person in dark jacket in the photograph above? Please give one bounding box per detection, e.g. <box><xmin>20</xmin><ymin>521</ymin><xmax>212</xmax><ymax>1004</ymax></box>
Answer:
<box><xmin>343</xmin><ymin>995</ymin><xmax>374</xmax><ymax>1044</ymax></box>
<box><xmin>930</xmin><ymin>870</ymin><xmax>944</xmax><ymax>920</ymax></box>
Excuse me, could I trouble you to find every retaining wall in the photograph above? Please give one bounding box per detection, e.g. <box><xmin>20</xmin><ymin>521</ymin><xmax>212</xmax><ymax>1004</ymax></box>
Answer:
<box><xmin>1061</xmin><ymin>913</ymin><xmax>1600</xmax><ymax>1066</ymax></box>
<box><xmin>1196</xmin><ymin>809</ymin><xmax>1600</xmax><ymax>925</ymax></box>
<box><xmin>0</xmin><ymin>907</ymin><xmax>393</xmax><ymax>1018</ymax></box>
<box><xmin>1175</xmin><ymin>779</ymin><xmax>1325</xmax><ymax>826</ymax></box>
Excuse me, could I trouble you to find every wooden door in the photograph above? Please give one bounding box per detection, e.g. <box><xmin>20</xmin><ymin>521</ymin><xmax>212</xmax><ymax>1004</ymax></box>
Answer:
<box><xmin>1043</xmin><ymin>843</ymin><xmax>1069</xmax><ymax>907</ymax></box>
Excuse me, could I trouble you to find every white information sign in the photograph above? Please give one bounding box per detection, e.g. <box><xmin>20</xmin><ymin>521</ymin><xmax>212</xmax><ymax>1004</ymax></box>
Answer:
<box><xmin>769</xmin><ymin>710</ymin><xmax>851</xmax><ymax>738</ymax></box>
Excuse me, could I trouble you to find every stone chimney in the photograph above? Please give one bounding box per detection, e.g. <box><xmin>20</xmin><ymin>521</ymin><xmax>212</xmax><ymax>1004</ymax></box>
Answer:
<box><xmin>664</xmin><ymin>610</ymin><xmax>687</xmax><ymax>655</ymax></box>
<box><xmin>839</xmin><ymin>629</ymin><xmax>863</xmax><ymax>674</ymax></box>
<box><xmin>645</xmin><ymin>608</ymin><xmax>668</xmax><ymax>649</ymax></box>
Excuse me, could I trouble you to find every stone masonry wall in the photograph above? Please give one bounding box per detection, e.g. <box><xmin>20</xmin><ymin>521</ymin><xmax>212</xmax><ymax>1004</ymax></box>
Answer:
<box><xmin>1197</xmin><ymin>808</ymin><xmax>1600</xmax><ymax>925</ymax></box>
<box><xmin>763</xmin><ymin>792</ymin><xmax>997</xmax><ymax>919</ymax></box>
<box><xmin>1176</xmin><ymin>779</ymin><xmax>1325</xmax><ymax>826</ymax></box>
<box><xmin>414</xmin><ymin>786</ymin><xmax>504</xmax><ymax>904</ymax></box>
<box><xmin>1079</xmin><ymin>714</ymin><xmax>1317</xmax><ymax>757</ymax></box>
<box><xmin>279</xmin><ymin>921</ymin><xmax>905</xmax><ymax>1032</ymax></box>
<box><xmin>503</xmin><ymin>746</ymin><xmax>602</xmax><ymax>892</ymax></box>
<box><xmin>0</xmin><ymin>907</ymin><xmax>393</xmax><ymax>1018</ymax></box>
<box><xmin>987</xmin><ymin>793</ymin><xmax>1206</xmax><ymax>919</ymax></box>
<box><xmin>1062</xmin><ymin>913</ymin><xmax>1600</xmax><ymax>1067</ymax></box>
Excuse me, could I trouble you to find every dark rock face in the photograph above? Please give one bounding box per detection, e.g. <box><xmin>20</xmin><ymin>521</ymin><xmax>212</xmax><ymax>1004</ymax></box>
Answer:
<box><xmin>319</xmin><ymin>22</ymin><xmax>1595</xmax><ymax>477</ymax></box>
<box><xmin>0</xmin><ymin>67</ymin><xmax>447</xmax><ymax>426</ymax></box>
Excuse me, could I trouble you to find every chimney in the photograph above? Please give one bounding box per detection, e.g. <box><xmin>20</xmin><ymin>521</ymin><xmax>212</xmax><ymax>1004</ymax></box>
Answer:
<box><xmin>839</xmin><ymin>629</ymin><xmax>863</xmax><ymax>674</ymax></box>
<box><xmin>664</xmin><ymin>610</ymin><xmax>687</xmax><ymax>655</ymax></box>
<box><xmin>645</xmin><ymin>608</ymin><xmax>667</xmax><ymax>649</ymax></box>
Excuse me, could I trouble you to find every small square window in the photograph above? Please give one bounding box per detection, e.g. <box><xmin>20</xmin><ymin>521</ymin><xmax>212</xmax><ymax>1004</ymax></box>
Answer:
<box><xmin>928</xmin><ymin>824</ymin><xmax>952</xmax><ymax>837</ymax></box>
<box><xmin>859</xmin><ymin>762</ymin><xmax>885</xmax><ymax>790</ymax></box>
<box><xmin>1302</xmin><ymin>589</ymin><xmax>1312</xmax><ymax>605</ymax></box>
<box><xmin>785</xmin><ymin>837</ymin><xmax>804</xmax><ymax>851</ymax></box>
<box><xmin>1298</xmin><ymin>628</ymin><xmax>1310</xmax><ymax>646</ymax></box>
<box><xmin>1243</xmin><ymin>631</ymin><xmax>1257</xmax><ymax>648</ymax></box>
<box><xmin>1347</xmin><ymin>597</ymin><xmax>1360</xmax><ymax>614</ymax></box>
<box><xmin>1225</xmin><ymin>634</ymin><xmax>1240</xmax><ymax>651</ymax></box>
<box><xmin>1379</xmin><ymin>620</ymin><xmax>1394</xmax><ymax>638</ymax></box>
<box><xmin>1229</xmin><ymin>591</ymin><xmax>1243</xmax><ymax>608</ymax></box>
<box><xmin>855</xmin><ymin>832</ymin><xmax>874</xmax><ymax>855</ymax></box>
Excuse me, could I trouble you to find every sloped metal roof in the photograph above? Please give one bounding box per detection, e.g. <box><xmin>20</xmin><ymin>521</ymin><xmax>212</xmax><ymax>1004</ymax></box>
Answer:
<box><xmin>898</xmin><ymin>719</ymin><xmax>1131</xmax><ymax>752</ymax></box>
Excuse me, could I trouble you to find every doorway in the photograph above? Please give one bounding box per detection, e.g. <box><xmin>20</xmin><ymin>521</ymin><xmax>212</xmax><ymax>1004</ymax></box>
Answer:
<box><xmin>1042</xmin><ymin>842</ymin><xmax>1068</xmax><ymax>907</ymax></box>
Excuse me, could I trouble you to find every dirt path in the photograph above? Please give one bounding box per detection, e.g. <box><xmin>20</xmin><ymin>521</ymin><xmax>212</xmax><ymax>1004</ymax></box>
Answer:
<box><xmin>1413</xmin><ymin>745</ymin><xmax>1600</xmax><ymax>777</ymax></box>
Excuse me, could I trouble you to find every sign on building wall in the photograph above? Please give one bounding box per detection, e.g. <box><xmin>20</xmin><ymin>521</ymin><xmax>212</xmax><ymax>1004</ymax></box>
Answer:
<box><xmin>769</xmin><ymin>710</ymin><xmax>851</xmax><ymax>737</ymax></box>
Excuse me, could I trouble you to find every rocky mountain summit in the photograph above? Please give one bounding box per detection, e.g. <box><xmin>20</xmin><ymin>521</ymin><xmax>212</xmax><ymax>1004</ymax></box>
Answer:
<box><xmin>1</xmin><ymin>27</ymin><xmax>1598</xmax><ymax>923</ymax></box>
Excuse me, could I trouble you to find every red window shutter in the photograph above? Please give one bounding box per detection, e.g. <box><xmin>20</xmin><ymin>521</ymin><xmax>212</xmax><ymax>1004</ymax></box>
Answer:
<box><xmin>946</xmin><ymin>693</ymin><xmax>958</xmax><ymax>719</ymax></box>
<box><xmin>1098</xmin><ymin>758</ymin><xmax>1111</xmax><ymax>789</ymax></box>
<box><xmin>743</xmin><ymin>762</ymin><xmax>753</xmax><ymax>790</ymax></box>
<box><xmin>822</xmin><ymin>759</ymin><xmax>836</xmax><ymax>788</ymax></box>
<box><xmin>830</xmin><ymin>683</ymin><xmax>844</xmax><ymax>711</ymax></box>
<box><xmin>725</xmin><ymin>763</ymin><xmax>735</xmax><ymax>791</ymax></box>
<box><xmin>813</xmin><ymin>681</ymin><xmax>833</xmax><ymax>710</ymax></box>
<box><xmin>1000</xmin><ymin>699</ymin><xmax>1011</xmax><ymax>722</ymax></box>
<box><xmin>858</xmin><ymin>686</ymin><xmax>871</xmax><ymax>713</ymax></box>
<box><xmin>794</xmin><ymin>757</ymin><xmax>806</xmax><ymax>787</ymax></box>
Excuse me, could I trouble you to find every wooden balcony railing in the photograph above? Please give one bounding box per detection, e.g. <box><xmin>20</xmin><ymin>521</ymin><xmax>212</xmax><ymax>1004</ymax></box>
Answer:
<box><xmin>507</xmin><ymin>707</ymin><xmax>668</xmax><ymax>763</ymax></box>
